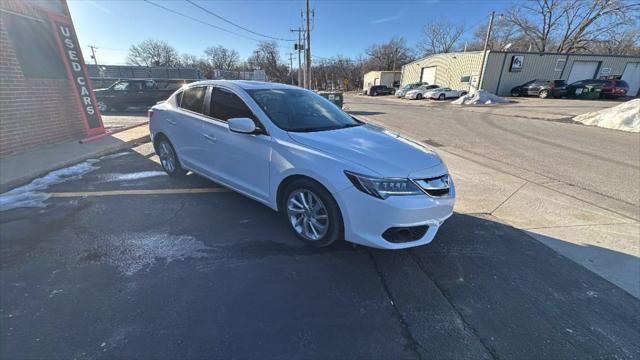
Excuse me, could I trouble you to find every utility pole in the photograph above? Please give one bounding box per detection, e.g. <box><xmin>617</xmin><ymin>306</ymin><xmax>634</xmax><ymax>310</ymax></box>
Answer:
<box><xmin>477</xmin><ymin>11</ymin><xmax>495</xmax><ymax>92</ymax></box>
<box><xmin>290</xmin><ymin>27</ymin><xmax>304</xmax><ymax>86</ymax></box>
<box><xmin>88</xmin><ymin>45</ymin><xmax>99</xmax><ymax>66</ymax></box>
<box><xmin>288</xmin><ymin>52</ymin><xmax>295</xmax><ymax>85</ymax></box>
<box><xmin>305</xmin><ymin>0</ymin><xmax>312</xmax><ymax>89</ymax></box>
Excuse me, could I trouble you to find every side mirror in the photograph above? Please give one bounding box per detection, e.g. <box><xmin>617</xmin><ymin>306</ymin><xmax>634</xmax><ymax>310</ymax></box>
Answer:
<box><xmin>228</xmin><ymin>117</ymin><xmax>257</xmax><ymax>134</ymax></box>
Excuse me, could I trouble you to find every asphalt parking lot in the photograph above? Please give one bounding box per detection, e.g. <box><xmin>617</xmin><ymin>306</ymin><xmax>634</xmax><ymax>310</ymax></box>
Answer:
<box><xmin>1</xmin><ymin>142</ymin><xmax>639</xmax><ymax>359</ymax></box>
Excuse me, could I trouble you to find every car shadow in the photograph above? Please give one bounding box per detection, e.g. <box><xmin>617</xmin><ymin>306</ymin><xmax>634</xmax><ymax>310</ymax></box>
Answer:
<box><xmin>348</xmin><ymin>110</ymin><xmax>386</xmax><ymax>116</ymax></box>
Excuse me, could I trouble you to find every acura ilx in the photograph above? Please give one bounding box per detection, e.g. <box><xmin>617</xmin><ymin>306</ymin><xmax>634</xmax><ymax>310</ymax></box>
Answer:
<box><xmin>149</xmin><ymin>80</ymin><xmax>455</xmax><ymax>249</ymax></box>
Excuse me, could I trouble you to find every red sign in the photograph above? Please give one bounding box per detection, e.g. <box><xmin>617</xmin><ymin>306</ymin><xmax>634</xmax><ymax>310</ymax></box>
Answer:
<box><xmin>48</xmin><ymin>12</ymin><xmax>105</xmax><ymax>137</ymax></box>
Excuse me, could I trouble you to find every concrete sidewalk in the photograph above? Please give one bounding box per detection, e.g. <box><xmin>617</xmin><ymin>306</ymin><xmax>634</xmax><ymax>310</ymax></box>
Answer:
<box><xmin>0</xmin><ymin>124</ymin><xmax>150</xmax><ymax>193</ymax></box>
<box><xmin>358</xmin><ymin>114</ymin><xmax>640</xmax><ymax>299</ymax></box>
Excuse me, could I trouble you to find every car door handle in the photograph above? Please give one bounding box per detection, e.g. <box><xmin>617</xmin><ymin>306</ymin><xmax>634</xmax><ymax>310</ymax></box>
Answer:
<box><xmin>166</xmin><ymin>119</ymin><xmax>176</xmax><ymax>126</ymax></box>
<box><xmin>203</xmin><ymin>134</ymin><xmax>217</xmax><ymax>142</ymax></box>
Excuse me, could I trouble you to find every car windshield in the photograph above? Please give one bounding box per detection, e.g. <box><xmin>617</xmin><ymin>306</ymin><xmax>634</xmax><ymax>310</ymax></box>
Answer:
<box><xmin>247</xmin><ymin>88</ymin><xmax>361</xmax><ymax>132</ymax></box>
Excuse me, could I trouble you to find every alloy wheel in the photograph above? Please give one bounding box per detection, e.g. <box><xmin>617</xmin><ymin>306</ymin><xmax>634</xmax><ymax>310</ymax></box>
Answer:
<box><xmin>286</xmin><ymin>189</ymin><xmax>329</xmax><ymax>241</ymax></box>
<box><xmin>97</xmin><ymin>101</ymin><xmax>108</xmax><ymax>112</ymax></box>
<box><xmin>158</xmin><ymin>141</ymin><xmax>176</xmax><ymax>173</ymax></box>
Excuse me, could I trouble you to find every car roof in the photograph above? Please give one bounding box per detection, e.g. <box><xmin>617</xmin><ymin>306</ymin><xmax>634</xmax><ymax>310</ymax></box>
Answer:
<box><xmin>185</xmin><ymin>80</ymin><xmax>298</xmax><ymax>92</ymax></box>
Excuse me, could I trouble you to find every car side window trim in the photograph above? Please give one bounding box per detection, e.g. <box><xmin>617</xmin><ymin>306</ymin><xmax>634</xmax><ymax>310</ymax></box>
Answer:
<box><xmin>207</xmin><ymin>86</ymin><xmax>269</xmax><ymax>135</ymax></box>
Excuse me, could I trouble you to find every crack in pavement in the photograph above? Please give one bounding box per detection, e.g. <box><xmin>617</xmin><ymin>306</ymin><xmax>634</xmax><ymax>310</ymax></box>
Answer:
<box><xmin>366</xmin><ymin>250</ymin><xmax>424</xmax><ymax>360</ymax></box>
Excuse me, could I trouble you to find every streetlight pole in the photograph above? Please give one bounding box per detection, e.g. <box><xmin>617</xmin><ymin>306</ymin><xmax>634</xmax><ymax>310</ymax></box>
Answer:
<box><xmin>305</xmin><ymin>0</ymin><xmax>311</xmax><ymax>89</ymax></box>
<box><xmin>477</xmin><ymin>11</ymin><xmax>495</xmax><ymax>92</ymax></box>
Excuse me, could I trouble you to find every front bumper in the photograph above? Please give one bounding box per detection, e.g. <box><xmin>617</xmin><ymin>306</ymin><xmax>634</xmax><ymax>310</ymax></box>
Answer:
<box><xmin>335</xmin><ymin>181</ymin><xmax>455</xmax><ymax>249</ymax></box>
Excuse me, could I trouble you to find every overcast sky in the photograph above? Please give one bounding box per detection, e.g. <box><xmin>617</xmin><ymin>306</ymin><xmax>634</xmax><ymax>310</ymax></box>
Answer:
<box><xmin>68</xmin><ymin>0</ymin><xmax>513</xmax><ymax>65</ymax></box>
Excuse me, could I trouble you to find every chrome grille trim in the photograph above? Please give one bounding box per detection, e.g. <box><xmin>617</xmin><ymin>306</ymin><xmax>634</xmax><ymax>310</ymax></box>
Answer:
<box><xmin>411</xmin><ymin>174</ymin><xmax>451</xmax><ymax>197</ymax></box>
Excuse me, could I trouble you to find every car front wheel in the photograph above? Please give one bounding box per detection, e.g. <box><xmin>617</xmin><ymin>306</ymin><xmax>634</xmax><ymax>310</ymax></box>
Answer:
<box><xmin>282</xmin><ymin>179</ymin><xmax>343</xmax><ymax>247</ymax></box>
<box><xmin>97</xmin><ymin>101</ymin><xmax>108</xmax><ymax>113</ymax></box>
<box><xmin>539</xmin><ymin>89</ymin><xmax>549</xmax><ymax>99</ymax></box>
<box><xmin>416</xmin><ymin>93</ymin><xmax>423</xmax><ymax>100</ymax></box>
<box><xmin>511</xmin><ymin>90</ymin><xmax>520</xmax><ymax>97</ymax></box>
<box><xmin>438</xmin><ymin>94</ymin><xmax>445</xmax><ymax>100</ymax></box>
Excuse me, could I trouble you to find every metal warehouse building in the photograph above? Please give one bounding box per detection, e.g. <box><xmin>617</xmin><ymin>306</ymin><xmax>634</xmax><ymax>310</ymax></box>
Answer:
<box><xmin>401</xmin><ymin>51</ymin><xmax>640</xmax><ymax>97</ymax></box>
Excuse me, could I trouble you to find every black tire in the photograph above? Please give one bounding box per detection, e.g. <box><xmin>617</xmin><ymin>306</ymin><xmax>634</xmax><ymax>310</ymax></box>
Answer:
<box><xmin>416</xmin><ymin>93</ymin><xmax>423</xmax><ymax>100</ymax></box>
<box><xmin>438</xmin><ymin>94</ymin><xmax>445</xmax><ymax>100</ymax></box>
<box><xmin>372</xmin><ymin>91</ymin><xmax>378</xmax><ymax>96</ymax></box>
<box><xmin>155</xmin><ymin>137</ymin><xmax>187</xmax><ymax>177</ymax></box>
<box><xmin>281</xmin><ymin>178</ymin><xmax>343</xmax><ymax>247</ymax></box>
<box><xmin>511</xmin><ymin>90</ymin><xmax>520</xmax><ymax>97</ymax></box>
<box><xmin>538</xmin><ymin>89</ymin><xmax>549</xmax><ymax>99</ymax></box>
<box><xmin>460</xmin><ymin>91</ymin><xmax>467</xmax><ymax>96</ymax></box>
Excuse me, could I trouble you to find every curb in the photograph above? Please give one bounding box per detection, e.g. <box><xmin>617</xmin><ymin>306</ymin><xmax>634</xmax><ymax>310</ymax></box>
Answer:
<box><xmin>0</xmin><ymin>133</ymin><xmax>150</xmax><ymax>193</ymax></box>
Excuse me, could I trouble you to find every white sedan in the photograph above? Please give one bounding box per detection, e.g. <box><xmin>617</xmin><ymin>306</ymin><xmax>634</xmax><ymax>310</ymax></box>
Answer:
<box><xmin>424</xmin><ymin>87</ymin><xmax>467</xmax><ymax>100</ymax></box>
<box><xmin>404</xmin><ymin>84</ymin><xmax>440</xmax><ymax>100</ymax></box>
<box><xmin>150</xmin><ymin>80</ymin><xmax>455</xmax><ymax>249</ymax></box>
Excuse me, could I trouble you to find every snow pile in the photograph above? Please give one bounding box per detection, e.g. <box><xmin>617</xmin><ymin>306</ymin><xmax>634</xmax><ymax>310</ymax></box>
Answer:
<box><xmin>100</xmin><ymin>171</ymin><xmax>166</xmax><ymax>182</ymax></box>
<box><xmin>452</xmin><ymin>90</ymin><xmax>510</xmax><ymax>105</ymax></box>
<box><xmin>0</xmin><ymin>159</ymin><xmax>99</xmax><ymax>212</ymax></box>
<box><xmin>573</xmin><ymin>99</ymin><xmax>639</xmax><ymax>133</ymax></box>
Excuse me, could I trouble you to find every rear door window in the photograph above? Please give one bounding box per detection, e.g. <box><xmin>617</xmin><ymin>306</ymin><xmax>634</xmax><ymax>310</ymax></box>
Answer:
<box><xmin>209</xmin><ymin>87</ymin><xmax>256</xmax><ymax>122</ymax></box>
<box><xmin>180</xmin><ymin>86</ymin><xmax>207</xmax><ymax>114</ymax></box>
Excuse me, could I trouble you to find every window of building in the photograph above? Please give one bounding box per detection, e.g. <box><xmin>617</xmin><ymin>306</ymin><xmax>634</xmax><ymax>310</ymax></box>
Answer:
<box><xmin>460</xmin><ymin>76</ymin><xmax>471</xmax><ymax>83</ymax></box>
<box><xmin>210</xmin><ymin>87</ymin><xmax>256</xmax><ymax>122</ymax></box>
<box><xmin>180</xmin><ymin>86</ymin><xmax>207</xmax><ymax>114</ymax></box>
<box><xmin>3</xmin><ymin>12</ymin><xmax>67</xmax><ymax>79</ymax></box>
<box><xmin>555</xmin><ymin>58</ymin><xmax>566</xmax><ymax>72</ymax></box>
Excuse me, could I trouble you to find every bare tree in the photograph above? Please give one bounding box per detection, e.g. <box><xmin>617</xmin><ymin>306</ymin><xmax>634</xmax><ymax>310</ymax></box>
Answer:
<box><xmin>365</xmin><ymin>37</ymin><xmax>414</xmax><ymax>71</ymax></box>
<box><xmin>126</xmin><ymin>39</ymin><xmax>179</xmax><ymax>67</ymax></box>
<box><xmin>468</xmin><ymin>17</ymin><xmax>529</xmax><ymax>51</ymax></box>
<box><xmin>505</xmin><ymin>0</ymin><xmax>640</xmax><ymax>53</ymax></box>
<box><xmin>246</xmin><ymin>41</ymin><xmax>289</xmax><ymax>82</ymax></box>
<box><xmin>204</xmin><ymin>45</ymin><xmax>240</xmax><ymax>70</ymax></box>
<box><xmin>418</xmin><ymin>20</ymin><xmax>465</xmax><ymax>55</ymax></box>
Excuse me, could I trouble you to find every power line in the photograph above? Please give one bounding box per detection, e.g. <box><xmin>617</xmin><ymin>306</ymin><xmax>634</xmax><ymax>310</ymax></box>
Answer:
<box><xmin>144</xmin><ymin>0</ymin><xmax>264</xmax><ymax>43</ymax></box>
<box><xmin>185</xmin><ymin>0</ymin><xmax>295</xmax><ymax>42</ymax></box>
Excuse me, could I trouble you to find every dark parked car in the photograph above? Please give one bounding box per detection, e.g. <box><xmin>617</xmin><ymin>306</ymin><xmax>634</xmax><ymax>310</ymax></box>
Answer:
<box><xmin>94</xmin><ymin>79</ymin><xmax>175</xmax><ymax>112</ymax></box>
<box><xmin>510</xmin><ymin>79</ymin><xmax>567</xmax><ymax>99</ymax></box>
<box><xmin>367</xmin><ymin>85</ymin><xmax>396</xmax><ymax>96</ymax></box>
<box><xmin>566</xmin><ymin>79</ymin><xmax>629</xmax><ymax>99</ymax></box>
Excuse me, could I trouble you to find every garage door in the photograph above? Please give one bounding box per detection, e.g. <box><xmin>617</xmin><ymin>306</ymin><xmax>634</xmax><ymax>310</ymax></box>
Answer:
<box><xmin>567</xmin><ymin>61</ymin><xmax>599</xmax><ymax>84</ymax></box>
<box><xmin>420</xmin><ymin>66</ymin><xmax>436</xmax><ymax>84</ymax></box>
<box><xmin>621</xmin><ymin>62</ymin><xmax>640</xmax><ymax>97</ymax></box>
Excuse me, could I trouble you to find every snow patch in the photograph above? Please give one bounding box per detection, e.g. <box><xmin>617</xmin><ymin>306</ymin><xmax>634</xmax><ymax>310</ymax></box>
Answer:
<box><xmin>100</xmin><ymin>171</ymin><xmax>166</xmax><ymax>182</ymax></box>
<box><xmin>99</xmin><ymin>151</ymin><xmax>130</xmax><ymax>160</ymax></box>
<box><xmin>0</xmin><ymin>160</ymin><xmax>99</xmax><ymax>212</ymax></box>
<box><xmin>79</xmin><ymin>232</ymin><xmax>209</xmax><ymax>275</ymax></box>
<box><xmin>573</xmin><ymin>99</ymin><xmax>639</xmax><ymax>132</ymax></box>
<box><xmin>452</xmin><ymin>90</ymin><xmax>510</xmax><ymax>105</ymax></box>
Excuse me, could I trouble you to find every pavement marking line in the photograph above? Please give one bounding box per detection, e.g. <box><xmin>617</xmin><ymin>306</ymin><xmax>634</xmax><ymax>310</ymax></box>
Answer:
<box><xmin>48</xmin><ymin>188</ymin><xmax>230</xmax><ymax>198</ymax></box>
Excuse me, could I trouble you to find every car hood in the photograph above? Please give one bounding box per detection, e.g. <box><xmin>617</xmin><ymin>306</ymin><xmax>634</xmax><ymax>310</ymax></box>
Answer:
<box><xmin>287</xmin><ymin>124</ymin><xmax>442</xmax><ymax>177</ymax></box>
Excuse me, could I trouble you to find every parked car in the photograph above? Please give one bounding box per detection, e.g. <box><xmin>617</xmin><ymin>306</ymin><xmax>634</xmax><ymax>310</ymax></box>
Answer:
<box><xmin>367</xmin><ymin>85</ymin><xmax>396</xmax><ymax>96</ymax></box>
<box><xmin>566</xmin><ymin>79</ymin><xmax>629</xmax><ymax>99</ymax></box>
<box><xmin>404</xmin><ymin>84</ymin><xmax>440</xmax><ymax>100</ymax></box>
<box><xmin>395</xmin><ymin>82</ymin><xmax>426</xmax><ymax>98</ymax></box>
<box><xmin>150</xmin><ymin>80</ymin><xmax>455</xmax><ymax>249</ymax></box>
<box><xmin>94</xmin><ymin>79</ymin><xmax>175</xmax><ymax>112</ymax></box>
<box><xmin>424</xmin><ymin>87</ymin><xmax>467</xmax><ymax>100</ymax></box>
<box><xmin>510</xmin><ymin>79</ymin><xmax>567</xmax><ymax>98</ymax></box>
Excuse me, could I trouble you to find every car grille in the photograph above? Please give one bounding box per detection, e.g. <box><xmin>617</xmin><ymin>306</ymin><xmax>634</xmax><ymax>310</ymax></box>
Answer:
<box><xmin>412</xmin><ymin>174</ymin><xmax>451</xmax><ymax>197</ymax></box>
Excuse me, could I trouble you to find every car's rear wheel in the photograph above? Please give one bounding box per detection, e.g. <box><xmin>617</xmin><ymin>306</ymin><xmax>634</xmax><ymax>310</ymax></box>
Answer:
<box><xmin>438</xmin><ymin>94</ymin><xmax>445</xmax><ymax>100</ymax></box>
<box><xmin>539</xmin><ymin>89</ymin><xmax>549</xmax><ymax>99</ymax></box>
<box><xmin>416</xmin><ymin>93</ymin><xmax>423</xmax><ymax>100</ymax></box>
<box><xmin>156</xmin><ymin>138</ymin><xmax>186</xmax><ymax>177</ymax></box>
<box><xmin>282</xmin><ymin>179</ymin><xmax>342</xmax><ymax>247</ymax></box>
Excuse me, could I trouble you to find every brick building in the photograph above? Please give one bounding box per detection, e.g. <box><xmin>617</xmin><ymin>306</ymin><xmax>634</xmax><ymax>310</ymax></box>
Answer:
<box><xmin>0</xmin><ymin>0</ymin><xmax>103</xmax><ymax>158</ymax></box>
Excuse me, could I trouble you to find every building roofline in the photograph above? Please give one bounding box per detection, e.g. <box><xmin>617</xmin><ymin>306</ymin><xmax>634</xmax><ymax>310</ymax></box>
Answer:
<box><xmin>489</xmin><ymin>51</ymin><xmax>640</xmax><ymax>59</ymax></box>
<box><xmin>364</xmin><ymin>70</ymin><xmax>402</xmax><ymax>74</ymax></box>
<box><xmin>402</xmin><ymin>51</ymin><xmax>486</xmax><ymax>67</ymax></box>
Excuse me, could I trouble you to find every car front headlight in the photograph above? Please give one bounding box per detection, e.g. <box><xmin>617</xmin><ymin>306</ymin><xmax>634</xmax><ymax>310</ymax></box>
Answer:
<box><xmin>344</xmin><ymin>171</ymin><xmax>423</xmax><ymax>199</ymax></box>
